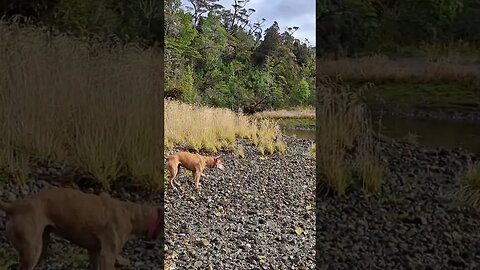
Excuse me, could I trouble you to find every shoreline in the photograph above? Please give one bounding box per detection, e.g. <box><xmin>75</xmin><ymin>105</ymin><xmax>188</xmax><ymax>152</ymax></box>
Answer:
<box><xmin>368</xmin><ymin>105</ymin><xmax>480</xmax><ymax>122</ymax></box>
<box><xmin>164</xmin><ymin>137</ymin><xmax>315</xmax><ymax>269</ymax></box>
<box><xmin>1</xmin><ymin>137</ymin><xmax>315</xmax><ymax>269</ymax></box>
<box><xmin>316</xmin><ymin>134</ymin><xmax>480</xmax><ymax>269</ymax></box>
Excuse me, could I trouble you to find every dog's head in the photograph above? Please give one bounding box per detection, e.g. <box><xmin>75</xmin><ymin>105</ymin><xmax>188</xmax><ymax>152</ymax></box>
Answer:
<box><xmin>213</xmin><ymin>156</ymin><xmax>225</xmax><ymax>170</ymax></box>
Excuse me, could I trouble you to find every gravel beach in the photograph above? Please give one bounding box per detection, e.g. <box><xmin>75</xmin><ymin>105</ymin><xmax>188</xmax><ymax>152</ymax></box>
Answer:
<box><xmin>0</xmin><ymin>167</ymin><xmax>165</xmax><ymax>270</ymax></box>
<box><xmin>316</xmin><ymin>137</ymin><xmax>480</xmax><ymax>270</ymax></box>
<box><xmin>164</xmin><ymin>137</ymin><xmax>316</xmax><ymax>269</ymax></box>
<box><xmin>0</xmin><ymin>137</ymin><xmax>315</xmax><ymax>269</ymax></box>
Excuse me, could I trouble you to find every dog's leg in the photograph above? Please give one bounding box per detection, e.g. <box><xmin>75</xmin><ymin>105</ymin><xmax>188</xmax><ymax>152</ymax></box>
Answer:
<box><xmin>98</xmin><ymin>251</ymin><xmax>116</xmax><ymax>270</ymax></box>
<box><xmin>34</xmin><ymin>231</ymin><xmax>50</xmax><ymax>268</ymax></box>
<box><xmin>115</xmin><ymin>255</ymin><xmax>130</xmax><ymax>267</ymax></box>
<box><xmin>89</xmin><ymin>250</ymin><xmax>129</xmax><ymax>270</ymax></box>
<box><xmin>194</xmin><ymin>170</ymin><xmax>202</xmax><ymax>191</ymax></box>
<box><xmin>171</xmin><ymin>166</ymin><xmax>181</xmax><ymax>189</ymax></box>
<box><xmin>16</xmin><ymin>236</ymin><xmax>43</xmax><ymax>270</ymax></box>
<box><xmin>167</xmin><ymin>163</ymin><xmax>179</xmax><ymax>190</ymax></box>
<box><xmin>169</xmin><ymin>174</ymin><xmax>178</xmax><ymax>190</ymax></box>
<box><xmin>6</xmin><ymin>217</ymin><xmax>44</xmax><ymax>270</ymax></box>
<box><xmin>97</xmin><ymin>230</ymin><xmax>127</xmax><ymax>270</ymax></box>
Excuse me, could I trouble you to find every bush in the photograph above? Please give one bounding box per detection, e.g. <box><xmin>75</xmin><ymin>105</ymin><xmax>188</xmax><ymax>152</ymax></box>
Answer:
<box><xmin>291</xmin><ymin>79</ymin><xmax>311</xmax><ymax>104</ymax></box>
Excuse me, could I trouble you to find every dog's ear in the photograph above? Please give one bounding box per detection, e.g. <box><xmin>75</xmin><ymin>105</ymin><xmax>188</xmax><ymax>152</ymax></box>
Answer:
<box><xmin>214</xmin><ymin>156</ymin><xmax>220</xmax><ymax>160</ymax></box>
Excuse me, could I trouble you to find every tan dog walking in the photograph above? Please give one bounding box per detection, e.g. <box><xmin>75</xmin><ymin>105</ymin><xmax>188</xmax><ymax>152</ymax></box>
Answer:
<box><xmin>0</xmin><ymin>188</ymin><xmax>163</xmax><ymax>270</ymax></box>
<box><xmin>165</xmin><ymin>151</ymin><xmax>225</xmax><ymax>190</ymax></box>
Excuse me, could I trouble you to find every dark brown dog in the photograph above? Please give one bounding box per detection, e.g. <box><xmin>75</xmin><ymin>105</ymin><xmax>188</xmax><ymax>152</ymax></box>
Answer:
<box><xmin>165</xmin><ymin>151</ymin><xmax>224</xmax><ymax>190</ymax></box>
<box><xmin>0</xmin><ymin>187</ymin><xmax>163</xmax><ymax>270</ymax></box>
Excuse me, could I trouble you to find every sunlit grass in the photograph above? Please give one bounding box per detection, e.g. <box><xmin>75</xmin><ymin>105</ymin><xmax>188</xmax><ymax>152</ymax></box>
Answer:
<box><xmin>164</xmin><ymin>100</ymin><xmax>285</xmax><ymax>154</ymax></box>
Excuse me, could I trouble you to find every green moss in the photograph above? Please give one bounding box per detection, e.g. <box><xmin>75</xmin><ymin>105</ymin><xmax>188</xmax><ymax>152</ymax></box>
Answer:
<box><xmin>277</xmin><ymin>118</ymin><xmax>315</xmax><ymax>127</ymax></box>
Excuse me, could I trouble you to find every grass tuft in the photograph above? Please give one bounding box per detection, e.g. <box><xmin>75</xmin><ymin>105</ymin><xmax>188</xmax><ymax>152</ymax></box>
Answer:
<box><xmin>236</xmin><ymin>145</ymin><xmax>246</xmax><ymax>159</ymax></box>
<box><xmin>455</xmin><ymin>161</ymin><xmax>480</xmax><ymax>208</ymax></box>
<box><xmin>356</xmin><ymin>128</ymin><xmax>385</xmax><ymax>193</ymax></box>
<box><xmin>317</xmin><ymin>80</ymin><xmax>385</xmax><ymax>195</ymax></box>
<box><xmin>310</xmin><ymin>143</ymin><xmax>316</xmax><ymax>159</ymax></box>
<box><xmin>402</xmin><ymin>132</ymin><xmax>420</xmax><ymax>145</ymax></box>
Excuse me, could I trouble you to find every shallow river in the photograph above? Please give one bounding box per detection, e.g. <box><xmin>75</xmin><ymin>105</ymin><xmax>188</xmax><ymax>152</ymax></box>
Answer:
<box><xmin>281</xmin><ymin>115</ymin><xmax>480</xmax><ymax>154</ymax></box>
<box><xmin>374</xmin><ymin>115</ymin><xmax>480</xmax><ymax>154</ymax></box>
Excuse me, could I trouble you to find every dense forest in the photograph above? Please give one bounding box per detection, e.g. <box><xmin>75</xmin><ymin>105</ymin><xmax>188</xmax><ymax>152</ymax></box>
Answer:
<box><xmin>0</xmin><ymin>0</ymin><xmax>164</xmax><ymax>46</ymax></box>
<box><xmin>317</xmin><ymin>0</ymin><xmax>480</xmax><ymax>57</ymax></box>
<box><xmin>165</xmin><ymin>0</ymin><xmax>316</xmax><ymax>112</ymax></box>
<box><xmin>0</xmin><ymin>0</ymin><xmax>315</xmax><ymax>112</ymax></box>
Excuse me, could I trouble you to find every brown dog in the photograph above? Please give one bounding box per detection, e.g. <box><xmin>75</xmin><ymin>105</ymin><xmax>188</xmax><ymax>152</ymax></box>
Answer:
<box><xmin>165</xmin><ymin>151</ymin><xmax>225</xmax><ymax>190</ymax></box>
<box><xmin>0</xmin><ymin>187</ymin><xmax>163</xmax><ymax>270</ymax></box>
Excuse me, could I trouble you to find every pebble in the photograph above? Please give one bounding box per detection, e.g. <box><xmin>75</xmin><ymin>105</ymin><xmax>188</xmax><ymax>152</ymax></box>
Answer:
<box><xmin>164</xmin><ymin>138</ymin><xmax>315</xmax><ymax>269</ymax></box>
<box><xmin>317</xmin><ymin>138</ymin><xmax>480</xmax><ymax>269</ymax></box>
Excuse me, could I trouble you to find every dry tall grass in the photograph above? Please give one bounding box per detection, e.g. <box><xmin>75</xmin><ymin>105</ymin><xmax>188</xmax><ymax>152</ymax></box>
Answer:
<box><xmin>455</xmin><ymin>161</ymin><xmax>480</xmax><ymax>208</ymax></box>
<box><xmin>316</xmin><ymin>81</ymin><xmax>385</xmax><ymax>195</ymax></box>
<box><xmin>164</xmin><ymin>100</ymin><xmax>284</xmax><ymax>154</ymax></box>
<box><xmin>318</xmin><ymin>55</ymin><xmax>479</xmax><ymax>85</ymax></box>
<box><xmin>356</xmin><ymin>122</ymin><xmax>385</xmax><ymax>193</ymax></box>
<box><xmin>0</xmin><ymin>20</ymin><xmax>162</xmax><ymax>188</ymax></box>
<box><xmin>253</xmin><ymin>108</ymin><xmax>315</xmax><ymax>119</ymax></box>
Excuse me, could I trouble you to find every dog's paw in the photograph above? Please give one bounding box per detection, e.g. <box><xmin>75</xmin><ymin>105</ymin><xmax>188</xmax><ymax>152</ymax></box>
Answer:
<box><xmin>115</xmin><ymin>255</ymin><xmax>130</xmax><ymax>266</ymax></box>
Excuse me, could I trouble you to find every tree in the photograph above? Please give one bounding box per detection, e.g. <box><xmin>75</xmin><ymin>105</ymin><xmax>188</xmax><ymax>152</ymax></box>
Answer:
<box><xmin>291</xmin><ymin>79</ymin><xmax>310</xmax><ymax>105</ymax></box>
<box><xmin>186</xmin><ymin>0</ymin><xmax>223</xmax><ymax>26</ymax></box>
<box><xmin>452</xmin><ymin>0</ymin><xmax>480</xmax><ymax>41</ymax></box>
<box><xmin>164</xmin><ymin>0</ymin><xmax>315</xmax><ymax>111</ymax></box>
<box><xmin>393</xmin><ymin>0</ymin><xmax>463</xmax><ymax>44</ymax></box>
<box><xmin>253</xmin><ymin>21</ymin><xmax>281</xmax><ymax>66</ymax></box>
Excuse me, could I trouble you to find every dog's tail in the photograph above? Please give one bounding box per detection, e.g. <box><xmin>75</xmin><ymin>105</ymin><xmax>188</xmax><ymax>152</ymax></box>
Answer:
<box><xmin>0</xmin><ymin>200</ymin><xmax>12</xmax><ymax>214</ymax></box>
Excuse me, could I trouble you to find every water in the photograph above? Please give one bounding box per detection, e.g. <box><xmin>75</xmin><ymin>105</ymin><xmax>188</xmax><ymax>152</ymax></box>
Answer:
<box><xmin>282</xmin><ymin>125</ymin><xmax>315</xmax><ymax>140</ymax></box>
<box><xmin>280</xmin><ymin>116</ymin><xmax>480</xmax><ymax>154</ymax></box>
<box><xmin>374</xmin><ymin>115</ymin><xmax>480</xmax><ymax>154</ymax></box>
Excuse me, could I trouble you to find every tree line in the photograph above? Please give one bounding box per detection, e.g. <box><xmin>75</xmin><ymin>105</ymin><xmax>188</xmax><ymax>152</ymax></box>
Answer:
<box><xmin>317</xmin><ymin>0</ymin><xmax>480</xmax><ymax>57</ymax></box>
<box><xmin>0</xmin><ymin>0</ymin><xmax>315</xmax><ymax>112</ymax></box>
<box><xmin>165</xmin><ymin>0</ymin><xmax>315</xmax><ymax>112</ymax></box>
<box><xmin>0</xmin><ymin>0</ymin><xmax>163</xmax><ymax>46</ymax></box>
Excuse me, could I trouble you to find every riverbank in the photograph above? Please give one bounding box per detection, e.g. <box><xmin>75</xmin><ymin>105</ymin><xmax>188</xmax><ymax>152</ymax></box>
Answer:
<box><xmin>164</xmin><ymin>137</ymin><xmax>315</xmax><ymax>269</ymax></box>
<box><xmin>316</xmin><ymin>135</ymin><xmax>480</xmax><ymax>269</ymax></box>
<box><xmin>361</xmin><ymin>82</ymin><xmax>480</xmax><ymax>153</ymax></box>
<box><xmin>318</xmin><ymin>55</ymin><xmax>480</xmax><ymax>121</ymax></box>
<box><xmin>364</xmin><ymin>83</ymin><xmax>480</xmax><ymax>121</ymax></box>
<box><xmin>251</xmin><ymin>108</ymin><xmax>315</xmax><ymax>141</ymax></box>
<box><xmin>165</xmin><ymin>100</ymin><xmax>285</xmax><ymax>155</ymax></box>
<box><xmin>0</xmin><ymin>136</ymin><xmax>315</xmax><ymax>269</ymax></box>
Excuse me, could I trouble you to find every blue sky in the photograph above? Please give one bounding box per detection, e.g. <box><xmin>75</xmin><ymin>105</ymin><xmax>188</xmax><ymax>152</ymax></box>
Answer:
<box><xmin>180</xmin><ymin>0</ymin><xmax>316</xmax><ymax>46</ymax></box>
